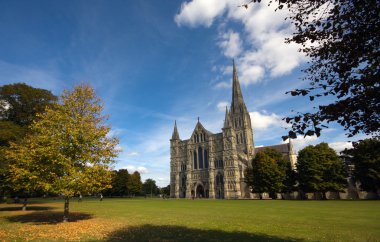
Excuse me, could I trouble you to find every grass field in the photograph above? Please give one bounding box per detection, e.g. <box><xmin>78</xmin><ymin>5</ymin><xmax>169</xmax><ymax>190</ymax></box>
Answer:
<box><xmin>0</xmin><ymin>198</ymin><xmax>379</xmax><ymax>241</ymax></box>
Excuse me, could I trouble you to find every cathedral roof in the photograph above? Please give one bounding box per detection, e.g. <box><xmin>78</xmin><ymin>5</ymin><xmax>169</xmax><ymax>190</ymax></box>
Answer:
<box><xmin>255</xmin><ymin>143</ymin><xmax>290</xmax><ymax>154</ymax></box>
<box><xmin>193</xmin><ymin>119</ymin><xmax>213</xmax><ymax>135</ymax></box>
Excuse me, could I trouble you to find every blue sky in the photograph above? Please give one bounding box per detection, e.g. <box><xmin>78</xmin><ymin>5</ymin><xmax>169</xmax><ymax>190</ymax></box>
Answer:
<box><xmin>0</xmin><ymin>0</ymin><xmax>363</xmax><ymax>186</ymax></box>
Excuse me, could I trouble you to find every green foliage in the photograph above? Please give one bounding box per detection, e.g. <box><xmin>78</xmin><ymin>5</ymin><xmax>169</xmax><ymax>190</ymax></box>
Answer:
<box><xmin>0</xmin><ymin>121</ymin><xmax>26</xmax><ymax>146</ymax></box>
<box><xmin>142</xmin><ymin>179</ymin><xmax>159</xmax><ymax>196</ymax></box>
<box><xmin>160</xmin><ymin>185</ymin><xmax>170</xmax><ymax>196</ymax></box>
<box><xmin>0</xmin><ymin>83</ymin><xmax>57</xmax><ymax>196</ymax></box>
<box><xmin>127</xmin><ymin>171</ymin><xmax>143</xmax><ymax>196</ymax></box>
<box><xmin>342</xmin><ymin>138</ymin><xmax>380</xmax><ymax>192</ymax></box>
<box><xmin>6</xmin><ymin>84</ymin><xmax>119</xmax><ymax>198</ymax></box>
<box><xmin>246</xmin><ymin>148</ymin><xmax>290</xmax><ymax>198</ymax></box>
<box><xmin>297</xmin><ymin>143</ymin><xmax>347</xmax><ymax>197</ymax></box>
<box><xmin>256</xmin><ymin>1</ymin><xmax>380</xmax><ymax>139</ymax></box>
<box><xmin>109</xmin><ymin>169</ymin><xmax>130</xmax><ymax>196</ymax></box>
<box><xmin>0</xmin><ymin>83</ymin><xmax>57</xmax><ymax>126</ymax></box>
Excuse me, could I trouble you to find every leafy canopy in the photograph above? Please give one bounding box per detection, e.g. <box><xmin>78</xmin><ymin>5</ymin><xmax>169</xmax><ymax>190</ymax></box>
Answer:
<box><xmin>342</xmin><ymin>138</ymin><xmax>380</xmax><ymax>192</ymax></box>
<box><xmin>0</xmin><ymin>83</ymin><xmax>57</xmax><ymax>126</ymax></box>
<box><xmin>246</xmin><ymin>148</ymin><xmax>289</xmax><ymax>196</ymax></box>
<box><xmin>6</xmin><ymin>84</ymin><xmax>119</xmax><ymax>196</ymax></box>
<box><xmin>247</xmin><ymin>0</ymin><xmax>379</xmax><ymax>139</ymax></box>
<box><xmin>297</xmin><ymin>142</ymin><xmax>346</xmax><ymax>194</ymax></box>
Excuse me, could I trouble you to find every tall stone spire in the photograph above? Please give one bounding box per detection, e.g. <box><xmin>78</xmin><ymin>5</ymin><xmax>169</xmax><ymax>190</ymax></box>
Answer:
<box><xmin>171</xmin><ymin>120</ymin><xmax>180</xmax><ymax>140</ymax></box>
<box><xmin>231</xmin><ymin>59</ymin><xmax>246</xmax><ymax>113</ymax></box>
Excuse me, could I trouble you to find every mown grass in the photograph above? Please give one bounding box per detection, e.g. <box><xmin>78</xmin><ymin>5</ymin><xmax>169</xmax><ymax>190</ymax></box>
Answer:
<box><xmin>0</xmin><ymin>198</ymin><xmax>379</xmax><ymax>241</ymax></box>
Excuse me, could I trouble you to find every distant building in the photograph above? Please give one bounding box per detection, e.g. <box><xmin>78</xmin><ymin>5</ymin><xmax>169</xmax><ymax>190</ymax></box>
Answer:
<box><xmin>170</xmin><ymin>62</ymin><xmax>297</xmax><ymax>199</ymax></box>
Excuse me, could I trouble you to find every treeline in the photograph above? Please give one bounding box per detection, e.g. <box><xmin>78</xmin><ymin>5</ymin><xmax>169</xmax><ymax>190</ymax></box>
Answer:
<box><xmin>246</xmin><ymin>140</ymin><xmax>380</xmax><ymax>199</ymax></box>
<box><xmin>103</xmin><ymin>169</ymin><xmax>168</xmax><ymax>197</ymax></box>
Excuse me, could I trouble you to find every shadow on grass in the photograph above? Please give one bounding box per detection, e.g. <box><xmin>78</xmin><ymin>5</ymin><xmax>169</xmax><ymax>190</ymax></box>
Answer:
<box><xmin>6</xmin><ymin>211</ymin><xmax>93</xmax><ymax>225</ymax></box>
<box><xmin>0</xmin><ymin>206</ymin><xmax>53</xmax><ymax>211</ymax></box>
<box><xmin>103</xmin><ymin>224</ymin><xmax>303</xmax><ymax>242</ymax></box>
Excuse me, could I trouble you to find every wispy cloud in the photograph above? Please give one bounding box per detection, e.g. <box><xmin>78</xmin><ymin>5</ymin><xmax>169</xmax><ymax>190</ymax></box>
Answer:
<box><xmin>217</xmin><ymin>101</ymin><xmax>229</xmax><ymax>112</ymax></box>
<box><xmin>218</xmin><ymin>30</ymin><xmax>242</xmax><ymax>58</ymax></box>
<box><xmin>0</xmin><ymin>60</ymin><xmax>64</xmax><ymax>93</ymax></box>
<box><xmin>175</xmin><ymin>0</ymin><xmax>306</xmax><ymax>85</ymax></box>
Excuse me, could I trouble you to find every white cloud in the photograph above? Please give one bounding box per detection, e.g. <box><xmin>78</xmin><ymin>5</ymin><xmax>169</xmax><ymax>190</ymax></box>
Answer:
<box><xmin>0</xmin><ymin>60</ymin><xmax>64</xmax><ymax>93</ymax></box>
<box><xmin>214</xmin><ymin>81</ymin><xmax>230</xmax><ymax>89</ymax></box>
<box><xmin>122</xmin><ymin>165</ymin><xmax>149</xmax><ymax>174</ymax></box>
<box><xmin>175</xmin><ymin>0</ymin><xmax>306</xmax><ymax>84</ymax></box>
<box><xmin>217</xmin><ymin>101</ymin><xmax>229</xmax><ymax>112</ymax></box>
<box><xmin>218</xmin><ymin>30</ymin><xmax>242</xmax><ymax>58</ymax></box>
<box><xmin>174</xmin><ymin>0</ymin><xmax>228</xmax><ymax>27</ymax></box>
<box><xmin>250</xmin><ymin>111</ymin><xmax>286</xmax><ymax>130</ymax></box>
<box><xmin>290</xmin><ymin>135</ymin><xmax>319</xmax><ymax>152</ymax></box>
<box><xmin>127</xmin><ymin>151</ymin><xmax>139</xmax><ymax>156</ymax></box>
<box><xmin>329</xmin><ymin>141</ymin><xmax>353</xmax><ymax>153</ymax></box>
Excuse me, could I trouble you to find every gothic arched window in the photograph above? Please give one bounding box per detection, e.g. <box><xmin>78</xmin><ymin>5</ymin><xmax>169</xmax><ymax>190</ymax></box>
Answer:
<box><xmin>193</xmin><ymin>150</ymin><xmax>198</xmax><ymax>169</ymax></box>
<box><xmin>204</xmin><ymin>149</ymin><xmax>208</xmax><ymax>169</ymax></box>
<box><xmin>216</xmin><ymin>173</ymin><xmax>224</xmax><ymax>186</ymax></box>
<box><xmin>198</xmin><ymin>147</ymin><xmax>203</xmax><ymax>169</ymax></box>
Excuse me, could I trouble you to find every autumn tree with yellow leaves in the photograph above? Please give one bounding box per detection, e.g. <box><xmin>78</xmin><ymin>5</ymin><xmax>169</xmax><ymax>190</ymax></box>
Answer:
<box><xmin>6</xmin><ymin>84</ymin><xmax>119</xmax><ymax>222</ymax></box>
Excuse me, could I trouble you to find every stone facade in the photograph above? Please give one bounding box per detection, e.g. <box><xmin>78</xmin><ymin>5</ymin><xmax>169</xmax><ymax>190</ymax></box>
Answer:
<box><xmin>170</xmin><ymin>62</ymin><xmax>296</xmax><ymax>199</ymax></box>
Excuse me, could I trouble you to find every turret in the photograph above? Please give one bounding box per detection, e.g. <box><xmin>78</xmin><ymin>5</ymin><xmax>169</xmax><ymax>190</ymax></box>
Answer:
<box><xmin>223</xmin><ymin>106</ymin><xmax>231</xmax><ymax>128</ymax></box>
<box><xmin>171</xmin><ymin>120</ymin><xmax>180</xmax><ymax>140</ymax></box>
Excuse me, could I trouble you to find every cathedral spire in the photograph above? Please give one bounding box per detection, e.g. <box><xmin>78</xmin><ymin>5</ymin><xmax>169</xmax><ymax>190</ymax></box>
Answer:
<box><xmin>231</xmin><ymin>59</ymin><xmax>246</xmax><ymax>113</ymax></box>
<box><xmin>223</xmin><ymin>106</ymin><xmax>231</xmax><ymax>128</ymax></box>
<box><xmin>171</xmin><ymin>120</ymin><xmax>180</xmax><ymax>140</ymax></box>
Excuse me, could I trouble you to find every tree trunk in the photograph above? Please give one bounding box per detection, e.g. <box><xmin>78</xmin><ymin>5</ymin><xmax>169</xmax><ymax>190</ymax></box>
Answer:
<box><xmin>63</xmin><ymin>196</ymin><xmax>69</xmax><ymax>222</ymax></box>
<box><xmin>259</xmin><ymin>193</ymin><xmax>263</xmax><ymax>200</ymax></box>
<box><xmin>322</xmin><ymin>192</ymin><xmax>327</xmax><ymax>200</ymax></box>
<box><xmin>22</xmin><ymin>197</ymin><xmax>28</xmax><ymax>211</ymax></box>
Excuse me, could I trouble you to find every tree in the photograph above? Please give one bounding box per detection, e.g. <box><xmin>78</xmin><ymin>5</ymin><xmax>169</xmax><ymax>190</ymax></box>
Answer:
<box><xmin>6</xmin><ymin>84</ymin><xmax>119</xmax><ymax>221</ymax></box>
<box><xmin>297</xmin><ymin>143</ymin><xmax>347</xmax><ymax>199</ymax></box>
<box><xmin>246</xmin><ymin>1</ymin><xmax>379</xmax><ymax>139</ymax></box>
<box><xmin>0</xmin><ymin>83</ymin><xmax>57</xmax><ymax>197</ymax></box>
<box><xmin>0</xmin><ymin>83</ymin><xmax>57</xmax><ymax>126</ymax></box>
<box><xmin>142</xmin><ymin>179</ymin><xmax>159</xmax><ymax>197</ymax></box>
<box><xmin>246</xmin><ymin>149</ymin><xmax>288</xmax><ymax>199</ymax></box>
<box><xmin>127</xmin><ymin>171</ymin><xmax>142</xmax><ymax>196</ymax></box>
<box><xmin>111</xmin><ymin>169</ymin><xmax>130</xmax><ymax>196</ymax></box>
<box><xmin>342</xmin><ymin>138</ymin><xmax>380</xmax><ymax>194</ymax></box>
<box><xmin>160</xmin><ymin>185</ymin><xmax>170</xmax><ymax>197</ymax></box>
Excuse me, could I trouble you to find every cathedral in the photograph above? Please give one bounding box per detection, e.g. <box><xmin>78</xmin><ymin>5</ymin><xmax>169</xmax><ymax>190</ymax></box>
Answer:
<box><xmin>170</xmin><ymin>62</ymin><xmax>297</xmax><ymax>199</ymax></box>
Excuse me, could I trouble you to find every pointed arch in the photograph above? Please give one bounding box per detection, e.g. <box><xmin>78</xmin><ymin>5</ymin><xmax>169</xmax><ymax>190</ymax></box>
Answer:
<box><xmin>198</xmin><ymin>147</ymin><xmax>203</xmax><ymax>169</ymax></box>
<box><xmin>204</xmin><ymin>149</ymin><xmax>208</xmax><ymax>169</ymax></box>
<box><xmin>193</xmin><ymin>150</ymin><xmax>198</xmax><ymax>169</ymax></box>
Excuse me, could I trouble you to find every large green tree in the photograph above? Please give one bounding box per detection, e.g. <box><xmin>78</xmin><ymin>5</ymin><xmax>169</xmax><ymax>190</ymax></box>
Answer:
<box><xmin>0</xmin><ymin>83</ymin><xmax>57</xmax><ymax>196</ymax></box>
<box><xmin>297</xmin><ymin>143</ymin><xmax>347</xmax><ymax>199</ymax></box>
<box><xmin>6</xmin><ymin>84</ymin><xmax>119</xmax><ymax>221</ymax></box>
<box><xmin>142</xmin><ymin>179</ymin><xmax>159</xmax><ymax>197</ymax></box>
<box><xmin>342</xmin><ymin>138</ymin><xmax>380</xmax><ymax>194</ymax></box>
<box><xmin>111</xmin><ymin>169</ymin><xmax>130</xmax><ymax>196</ymax></box>
<box><xmin>0</xmin><ymin>83</ymin><xmax>57</xmax><ymax>126</ymax></box>
<box><xmin>160</xmin><ymin>185</ymin><xmax>170</xmax><ymax>197</ymax></box>
<box><xmin>127</xmin><ymin>171</ymin><xmax>143</xmax><ymax>196</ymax></box>
<box><xmin>245</xmin><ymin>0</ymin><xmax>379</xmax><ymax>139</ymax></box>
<box><xmin>246</xmin><ymin>148</ymin><xmax>289</xmax><ymax>199</ymax></box>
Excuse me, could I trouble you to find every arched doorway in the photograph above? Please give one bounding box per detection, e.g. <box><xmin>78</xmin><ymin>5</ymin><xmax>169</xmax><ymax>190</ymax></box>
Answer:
<box><xmin>196</xmin><ymin>184</ymin><xmax>204</xmax><ymax>198</ymax></box>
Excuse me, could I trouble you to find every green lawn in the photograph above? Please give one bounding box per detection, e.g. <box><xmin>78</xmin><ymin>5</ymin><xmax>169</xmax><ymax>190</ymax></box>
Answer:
<box><xmin>0</xmin><ymin>198</ymin><xmax>379</xmax><ymax>241</ymax></box>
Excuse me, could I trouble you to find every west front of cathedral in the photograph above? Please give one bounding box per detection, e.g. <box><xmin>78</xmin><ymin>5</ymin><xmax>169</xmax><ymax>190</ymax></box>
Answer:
<box><xmin>170</xmin><ymin>62</ymin><xmax>296</xmax><ymax>199</ymax></box>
